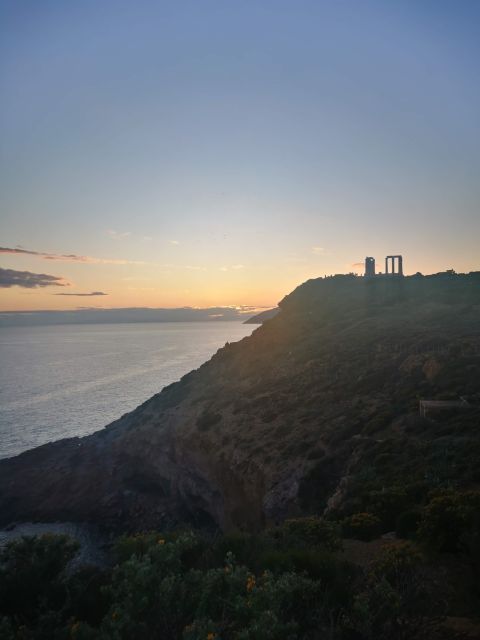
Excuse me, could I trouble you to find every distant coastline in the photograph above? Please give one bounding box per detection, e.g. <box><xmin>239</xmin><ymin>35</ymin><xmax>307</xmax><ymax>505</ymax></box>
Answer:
<box><xmin>0</xmin><ymin>306</ymin><xmax>265</xmax><ymax>327</ymax></box>
<box><xmin>243</xmin><ymin>307</ymin><xmax>279</xmax><ymax>324</ymax></box>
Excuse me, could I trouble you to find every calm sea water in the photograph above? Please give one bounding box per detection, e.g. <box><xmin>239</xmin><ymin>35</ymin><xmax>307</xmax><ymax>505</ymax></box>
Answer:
<box><xmin>0</xmin><ymin>322</ymin><xmax>254</xmax><ymax>459</ymax></box>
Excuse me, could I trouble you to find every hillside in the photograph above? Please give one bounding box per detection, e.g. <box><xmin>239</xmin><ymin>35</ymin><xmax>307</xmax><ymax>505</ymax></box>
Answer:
<box><xmin>243</xmin><ymin>307</ymin><xmax>279</xmax><ymax>324</ymax></box>
<box><xmin>1</xmin><ymin>272</ymin><xmax>480</xmax><ymax>534</ymax></box>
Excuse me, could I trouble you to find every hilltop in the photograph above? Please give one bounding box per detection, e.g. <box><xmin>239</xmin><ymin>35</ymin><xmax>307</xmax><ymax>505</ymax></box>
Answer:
<box><xmin>1</xmin><ymin>270</ymin><xmax>479</xmax><ymax>534</ymax></box>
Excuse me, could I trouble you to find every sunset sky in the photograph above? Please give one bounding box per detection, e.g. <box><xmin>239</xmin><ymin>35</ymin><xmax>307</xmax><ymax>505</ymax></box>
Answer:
<box><xmin>1</xmin><ymin>0</ymin><xmax>479</xmax><ymax>311</ymax></box>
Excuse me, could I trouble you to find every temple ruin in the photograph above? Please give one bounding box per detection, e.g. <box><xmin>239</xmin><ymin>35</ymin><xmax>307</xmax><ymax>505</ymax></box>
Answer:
<box><xmin>364</xmin><ymin>255</ymin><xmax>404</xmax><ymax>278</ymax></box>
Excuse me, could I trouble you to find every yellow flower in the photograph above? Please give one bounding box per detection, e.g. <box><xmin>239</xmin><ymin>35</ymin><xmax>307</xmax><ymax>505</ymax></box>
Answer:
<box><xmin>112</xmin><ymin>611</ymin><xmax>119</xmax><ymax>620</ymax></box>
<box><xmin>246</xmin><ymin>575</ymin><xmax>256</xmax><ymax>592</ymax></box>
<box><xmin>207</xmin><ymin>633</ymin><xmax>216</xmax><ymax>640</ymax></box>
<box><xmin>157</xmin><ymin>538</ymin><xmax>165</xmax><ymax>545</ymax></box>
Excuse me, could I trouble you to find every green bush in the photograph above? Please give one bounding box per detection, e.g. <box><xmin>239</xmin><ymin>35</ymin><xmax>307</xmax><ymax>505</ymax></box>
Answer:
<box><xmin>210</xmin><ymin>532</ymin><xmax>264</xmax><ymax>570</ymax></box>
<box><xmin>342</xmin><ymin>512</ymin><xmax>382</xmax><ymax>541</ymax></box>
<box><xmin>101</xmin><ymin>538</ymin><xmax>329</xmax><ymax>639</ymax></box>
<box><xmin>268</xmin><ymin>516</ymin><xmax>342</xmax><ymax>551</ymax></box>
<box><xmin>1</xmin><ymin>520</ymin><xmax>477</xmax><ymax>639</ymax></box>
<box><xmin>345</xmin><ymin>542</ymin><xmax>441</xmax><ymax>639</ymax></box>
<box><xmin>395</xmin><ymin>510</ymin><xmax>421</xmax><ymax>539</ymax></box>
<box><xmin>114</xmin><ymin>530</ymin><xmax>206</xmax><ymax>569</ymax></box>
<box><xmin>371</xmin><ymin>541</ymin><xmax>425</xmax><ymax>582</ymax></box>
<box><xmin>0</xmin><ymin>534</ymin><xmax>79</xmax><ymax>626</ymax></box>
<box><xmin>65</xmin><ymin>565</ymin><xmax>111</xmax><ymax>626</ymax></box>
<box><xmin>366</xmin><ymin>487</ymin><xmax>409</xmax><ymax>530</ymax></box>
<box><xmin>418</xmin><ymin>490</ymin><xmax>480</xmax><ymax>553</ymax></box>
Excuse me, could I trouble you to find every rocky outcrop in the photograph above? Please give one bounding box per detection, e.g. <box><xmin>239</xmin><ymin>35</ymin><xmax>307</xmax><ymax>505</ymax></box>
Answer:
<box><xmin>1</xmin><ymin>272</ymin><xmax>480</xmax><ymax>533</ymax></box>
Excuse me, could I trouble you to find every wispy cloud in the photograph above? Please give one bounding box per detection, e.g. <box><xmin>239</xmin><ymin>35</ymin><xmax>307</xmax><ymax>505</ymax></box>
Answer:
<box><xmin>106</xmin><ymin>229</ymin><xmax>131</xmax><ymax>239</ymax></box>
<box><xmin>0</xmin><ymin>267</ymin><xmax>69</xmax><ymax>288</ymax></box>
<box><xmin>169</xmin><ymin>240</ymin><xmax>180</xmax><ymax>245</ymax></box>
<box><xmin>0</xmin><ymin>246</ymin><xmax>145</xmax><ymax>265</ymax></box>
<box><xmin>311</xmin><ymin>246</ymin><xmax>327</xmax><ymax>255</ymax></box>
<box><xmin>54</xmin><ymin>291</ymin><xmax>108</xmax><ymax>297</ymax></box>
<box><xmin>352</xmin><ymin>262</ymin><xmax>364</xmax><ymax>268</ymax></box>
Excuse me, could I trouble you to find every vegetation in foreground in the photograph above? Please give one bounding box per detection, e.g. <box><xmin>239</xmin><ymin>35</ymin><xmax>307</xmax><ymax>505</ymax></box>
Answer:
<box><xmin>1</xmin><ymin>495</ymin><xmax>479</xmax><ymax>640</ymax></box>
<box><xmin>1</xmin><ymin>273</ymin><xmax>479</xmax><ymax>639</ymax></box>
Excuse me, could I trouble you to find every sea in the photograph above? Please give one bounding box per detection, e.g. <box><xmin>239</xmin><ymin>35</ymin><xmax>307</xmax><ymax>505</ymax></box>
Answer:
<box><xmin>0</xmin><ymin>322</ymin><xmax>254</xmax><ymax>460</ymax></box>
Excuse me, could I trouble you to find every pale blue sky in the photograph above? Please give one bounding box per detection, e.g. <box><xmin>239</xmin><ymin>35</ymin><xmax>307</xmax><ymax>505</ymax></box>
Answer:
<box><xmin>1</xmin><ymin>0</ymin><xmax>479</xmax><ymax>309</ymax></box>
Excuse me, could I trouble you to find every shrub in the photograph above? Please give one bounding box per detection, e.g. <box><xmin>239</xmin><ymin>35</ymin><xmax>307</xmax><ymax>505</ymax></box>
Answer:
<box><xmin>0</xmin><ymin>617</ymin><xmax>14</xmax><ymax>640</ymax></box>
<box><xmin>269</xmin><ymin>516</ymin><xmax>342</xmax><ymax>551</ymax></box>
<box><xmin>102</xmin><ymin>534</ymin><xmax>205</xmax><ymax>639</ymax></box>
<box><xmin>345</xmin><ymin>542</ymin><xmax>441</xmax><ymax>639</ymax></box>
<box><xmin>342</xmin><ymin>512</ymin><xmax>382</xmax><ymax>541</ymax></box>
<box><xmin>362</xmin><ymin>410</ymin><xmax>394</xmax><ymax>435</ymax></box>
<box><xmin>418</xmin><ymin>490</ymin><xmax>480</xmax><ymax>553</ymax></box>
<box><xmin>396</xmin><ymin>510</ymin><xmax>421</xmax><ymax>539</ymax></box>
<box><xmin>210</xmin><ymin>532</ymin><xmax>264</xmax><ymax>570</ymax></box>
<box><xmin>366</xmin><ymin>487</ymin><xmax>409</xmax><ymax>530</ymax></box>
<box><xmin>0</xmin><ymin>534</ymin><xmax>79</xmax><ymax>625</ymax></box>
<box><xmin>64</xmin><ymin>565</ymin><xmax>111</xmax><ymax>626</ymax></box>
<box><xmin>101</xmin><ymin>539</ymin><xmax>329</xmax><ymax>639</ymax></box>
<box><xmin>371</xmin><ymin>541</ymin><xmax>424</xmax><ymax>583</ymax></box>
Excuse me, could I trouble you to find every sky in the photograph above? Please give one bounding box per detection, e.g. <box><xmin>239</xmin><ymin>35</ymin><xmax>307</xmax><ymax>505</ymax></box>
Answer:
<box><xmin>1</xmin><ymin>0</ymin><xmax>479</xmax><ymax>311</ymax></box>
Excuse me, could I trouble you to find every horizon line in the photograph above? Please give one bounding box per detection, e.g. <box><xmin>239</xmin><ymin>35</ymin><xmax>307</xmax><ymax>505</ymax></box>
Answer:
<box><xmin>0</xmin><ymin>305</ymin><xmax>275</xmax><ymax>315</ymax></box>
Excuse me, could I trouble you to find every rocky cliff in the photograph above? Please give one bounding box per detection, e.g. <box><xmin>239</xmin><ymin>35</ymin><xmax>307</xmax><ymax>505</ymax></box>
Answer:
<box><xmin>1</xmin><ymin>272</ymin><xmax>480</xmax><ymax>533</ymax></box>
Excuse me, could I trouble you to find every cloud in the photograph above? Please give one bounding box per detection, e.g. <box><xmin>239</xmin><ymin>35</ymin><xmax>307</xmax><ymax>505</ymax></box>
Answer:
<box><xmin>54</xmin><ymin>291</ymin><xmax>108</xmax><ymax>297</ymax></box>
<box><xmin>0</xmin><ymin>267</ymin><xmax>69</xmax><ymax>288</ymax></box>
<box><xmin>0</xmin><ymin>246</ymin><xmax>144</xmax><ymax>265</ymax></box>
<box><xmin>352</xmin><ymin>262</ymin><xmax>364</xmax><ymax>268</ymax></box>
<box><xmin>107</xmin><ymin>230</ymin><xmax>131</xmax><ymax>239</ymax></box>
<box><xmin>169</xmin><ymin>240</ymin><xmax>180</xmax><ymax>245</ymax></box>
<box><xmin>311</xmin><ymin>247</ymin><xmax>327</xmax><ymax>255</ymax></box>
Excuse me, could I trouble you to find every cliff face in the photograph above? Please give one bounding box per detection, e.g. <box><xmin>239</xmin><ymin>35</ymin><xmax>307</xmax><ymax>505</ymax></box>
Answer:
<box><xmin>1</xmin><ymin>273</ymin><xmax>480</xmax><ymax>532</ymax></box>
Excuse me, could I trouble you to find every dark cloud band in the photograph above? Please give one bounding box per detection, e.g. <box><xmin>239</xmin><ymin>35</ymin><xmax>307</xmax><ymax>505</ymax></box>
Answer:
<box><xmin>0</xmin><ymin>246</ymin><xmax>143</xmax><ymax>265</ymax></box>
<box><xmin>0</xmin><ymin>267</ymin><xmax>68</xmax><ymax>288</ymax></box>
<box><xmin>54</xmin><ymin>291</ymin><xmax>108</xmax><ymax>297</ymax></box>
